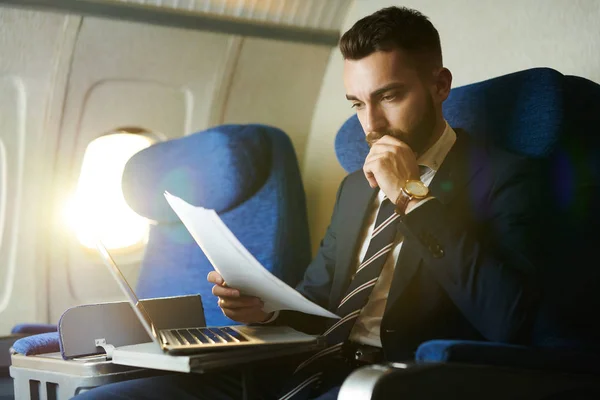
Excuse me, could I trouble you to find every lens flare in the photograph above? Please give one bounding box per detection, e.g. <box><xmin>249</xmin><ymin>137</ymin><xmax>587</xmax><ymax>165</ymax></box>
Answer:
<box><xmin>64</xmin><ymin>133</ymin><xmax>153</xmax><ymax>250</ymax></box>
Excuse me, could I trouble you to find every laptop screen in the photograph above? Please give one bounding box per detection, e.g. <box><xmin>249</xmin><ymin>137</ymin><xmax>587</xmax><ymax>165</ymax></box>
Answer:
<box><xmin>94</xmin><ymin>240</ymin><xmax>159</xmax><ymax>343</ymax></box>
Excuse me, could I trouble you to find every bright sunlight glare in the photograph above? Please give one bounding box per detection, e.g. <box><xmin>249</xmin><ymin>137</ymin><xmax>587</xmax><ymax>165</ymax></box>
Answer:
<box><xmin>64</xmin><ymin>133</ymin><xmax>153</xmax><ymax>250</ymax></box>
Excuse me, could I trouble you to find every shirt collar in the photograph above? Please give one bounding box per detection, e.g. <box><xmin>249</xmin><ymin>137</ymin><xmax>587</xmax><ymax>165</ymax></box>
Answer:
<box><xmin>417</xmin><ymin>121</ymin><xmax>457</xmax><ymax>173</ymax></box>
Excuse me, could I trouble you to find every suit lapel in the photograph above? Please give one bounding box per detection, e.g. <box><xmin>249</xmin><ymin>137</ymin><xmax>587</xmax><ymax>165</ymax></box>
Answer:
<box><xmin>384</xmin><ymin>130</ymin><xmax>483</xmax><ymax>313</ymax></box>
<box><xmin>384</xmin><ymin>234</ymin><xmax>422</xmax><ymax>314</ymax></box>
<box><xmin>428</xmin><ymin>129</ymin><xmax>475</xmax><ymax>204</ymax></box>
<box><xmin>331</xmin><ymin>174</ymin><xmax>377</xmax><ymax>305</ymax></box>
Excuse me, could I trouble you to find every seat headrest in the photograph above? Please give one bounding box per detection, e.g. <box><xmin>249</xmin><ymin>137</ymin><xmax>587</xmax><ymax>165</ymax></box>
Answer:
<box><xmin>335</xmin><ymin>67</ymin><xmax>565</xmax><ymax>173</ymax></box>
<box><xmin>335</xmin><ymin>115</ymin><xmax>370</xmax><ymax>174</ymax></box>
<box><xmin>442</xmin><ymin>67</ymin><xmax>564</xmax><ymax>157</ymax></box>
<box><xmin>122</xmin><ymin>124</ymin><xmax>271</xmax><ymax>222</ymax></box>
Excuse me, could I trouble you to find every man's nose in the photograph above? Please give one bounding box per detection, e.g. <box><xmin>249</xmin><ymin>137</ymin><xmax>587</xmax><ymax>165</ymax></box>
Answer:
<box><xmin>363</xmin><ymin>105</ymin><xmax>386</xmax><ymax>133</ymax></box>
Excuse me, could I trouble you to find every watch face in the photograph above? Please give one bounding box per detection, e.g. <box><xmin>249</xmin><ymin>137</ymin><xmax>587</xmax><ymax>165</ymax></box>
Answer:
<box><xmin>405</xmin><ymin>180</ymin><xmax>429</xmax><ymax>197</ymax></box>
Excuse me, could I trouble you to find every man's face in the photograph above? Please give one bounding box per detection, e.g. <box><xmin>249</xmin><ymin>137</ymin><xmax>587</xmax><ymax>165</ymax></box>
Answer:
<box><xmin>343</xmin><ymin>49</ymin><xmax>438</xmax><ymax>156</ymax></box>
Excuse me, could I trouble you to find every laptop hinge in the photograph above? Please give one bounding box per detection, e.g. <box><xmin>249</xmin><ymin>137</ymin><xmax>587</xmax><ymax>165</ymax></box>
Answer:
<box><xmin>95</xmin><ymin>338</ymin><xmax>116</xmax><ymax>360</ymax></box>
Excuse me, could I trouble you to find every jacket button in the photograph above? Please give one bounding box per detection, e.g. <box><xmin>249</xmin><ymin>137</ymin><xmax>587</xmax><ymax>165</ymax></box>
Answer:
<box><xmin>430</xmin><ymin>244</ymin><xmax>444</xmax><ymax>258</ymax></box>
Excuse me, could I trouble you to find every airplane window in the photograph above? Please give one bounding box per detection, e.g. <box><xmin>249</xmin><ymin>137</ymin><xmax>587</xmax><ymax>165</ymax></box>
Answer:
<box><xmin>64</xmin><ymin>129</ymin><xmax>155</xmax><ymax>250</ymax></box>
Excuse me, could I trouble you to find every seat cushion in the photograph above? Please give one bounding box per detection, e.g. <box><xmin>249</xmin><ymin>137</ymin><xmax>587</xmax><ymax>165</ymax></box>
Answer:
<box><xmin>122</xmin><ymin>124</ymin><xmax>271</xmax><ymax>222</ymax></box>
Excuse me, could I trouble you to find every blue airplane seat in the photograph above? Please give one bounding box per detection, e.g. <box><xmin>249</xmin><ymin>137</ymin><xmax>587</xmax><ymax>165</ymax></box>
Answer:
<box><xmin>336</xmin><ymin>67</ymin><xmax>600</xmax><ymax>399</ymax></box>
<box><xmin>11</xmin><ymin>123</ymin><xmax>312</xmax><ymax>356</ymax></box>
<box><xmin>120</xmin><ymin>123</ymin><xmax>312</xmax><ymax>327</ymax></box>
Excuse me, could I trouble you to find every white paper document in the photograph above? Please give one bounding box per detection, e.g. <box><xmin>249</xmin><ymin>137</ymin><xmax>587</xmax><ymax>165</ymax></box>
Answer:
<box><xmin>164</xmin><ymin>192</ymin><xmax>339</xmax><ymax>319</ymax></box>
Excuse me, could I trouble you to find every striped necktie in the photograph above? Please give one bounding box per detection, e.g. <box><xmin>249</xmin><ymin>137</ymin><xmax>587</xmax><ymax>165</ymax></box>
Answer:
<box><xmin>278</xmin><ymin>195</ymin><xmax>401</xmax><ymax>400</ymax></box>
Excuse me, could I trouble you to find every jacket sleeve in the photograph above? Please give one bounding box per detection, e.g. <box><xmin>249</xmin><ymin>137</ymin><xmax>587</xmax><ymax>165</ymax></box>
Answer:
<box><xmin>400</xmin><ymin>156</ymin><xmax>543</xmax><ymax>343</ymax></box>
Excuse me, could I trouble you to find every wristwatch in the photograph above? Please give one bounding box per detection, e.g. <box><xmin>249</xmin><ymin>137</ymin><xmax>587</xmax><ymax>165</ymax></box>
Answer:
<box><xmin>394</xmin><ymin>179</ymin><xmax>430</xmax><ymax>215</ymax></box>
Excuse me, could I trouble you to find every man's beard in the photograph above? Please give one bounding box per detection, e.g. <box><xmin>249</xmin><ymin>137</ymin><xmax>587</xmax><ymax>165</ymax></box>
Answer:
<box><xmin>365</xmin><ymin>95</ymin><xmax>437</xmax><ymax>156</ymax></box>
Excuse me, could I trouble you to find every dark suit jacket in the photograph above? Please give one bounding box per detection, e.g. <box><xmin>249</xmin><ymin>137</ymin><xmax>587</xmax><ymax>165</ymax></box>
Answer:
<box><xmin>276</xmin><ymin>129</ymin><xmax>543</xmax><ymax>361</ymax></box>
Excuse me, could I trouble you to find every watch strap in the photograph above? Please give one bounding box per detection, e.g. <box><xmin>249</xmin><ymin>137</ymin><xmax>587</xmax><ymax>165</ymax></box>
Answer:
<box><xmin>394</xmin><ymin>188</ymin><xmax>412</xmax><ymax>216</ymax></box>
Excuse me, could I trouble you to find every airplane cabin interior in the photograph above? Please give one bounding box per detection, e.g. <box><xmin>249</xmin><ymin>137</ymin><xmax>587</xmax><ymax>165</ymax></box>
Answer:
<box><xmin>0</xmin><ymin>0</ymin><xmax>599</xmax><ymax>399</ymax></box>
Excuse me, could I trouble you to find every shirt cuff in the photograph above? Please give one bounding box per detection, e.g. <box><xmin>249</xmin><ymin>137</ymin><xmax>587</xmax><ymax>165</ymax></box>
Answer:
<box><xmin>257</xmin><ymin>310</ymin><xmax>279</xmax><ymax>324</ymax></box>
<box><xmin>405</xmin><ymin>196</ymin><xmax>435</xmax><ymax>214</ymax></box>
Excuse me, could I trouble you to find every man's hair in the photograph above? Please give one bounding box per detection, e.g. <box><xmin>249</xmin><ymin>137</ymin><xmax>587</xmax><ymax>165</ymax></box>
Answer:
<box><xmin>339</xmin><ymin>6</ymin><xmax>442</xmax><ymax>72</ymax></box>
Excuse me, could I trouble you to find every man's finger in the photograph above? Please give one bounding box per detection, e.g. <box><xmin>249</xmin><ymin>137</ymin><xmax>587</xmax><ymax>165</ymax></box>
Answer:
<box><xmin>366</xmin><ymin>146</ymin><xmax>397</xmax><ymax>158</ymax></box>
<box><xmin>371</xmin><ymin>137</ymin><xmax>415</xmax><ymax>154</ymax></box>
<box><xmin>364</xmin><ymin>152</ymin><xmax>391</xmax><ymax>164</ymax></box>
<box><xmin>207</xmin><ymin>271</ymin><xmax>224</xmax><ymax>285</ymax></box>
<box><xmin>369</xmin><ymin>141</ymin><xmax>403</xmax><ymax>153</ymax></box>
<box><xmin>363</xmin><ymin>167</ymin><xmax>379</xmax><ymax>188</ymax></box>
<box><xmin>212</xmin><ymin>284</ymin><xmax>240</xmax><ymax>297</ymax></box>
<box><xmin>219</xmin><ymin>296</ymin><xmax>262</xmax><ymax>309</ymax></box>
<box><xmin>224</xmin><ymin>308</ymin><xmax>265</xmax><ymax>323</ymax></box>
<box><xmin>372</xmin><ymin>135</ymin><xmax>408</xmax><ymax>147</ymax></box>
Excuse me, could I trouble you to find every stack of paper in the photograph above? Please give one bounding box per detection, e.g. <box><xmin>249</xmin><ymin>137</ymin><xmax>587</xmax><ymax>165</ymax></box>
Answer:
<box><xmin>164</xmin><ymin>192</ymin><xmax>339</xmax><ymax>319</ymax></box>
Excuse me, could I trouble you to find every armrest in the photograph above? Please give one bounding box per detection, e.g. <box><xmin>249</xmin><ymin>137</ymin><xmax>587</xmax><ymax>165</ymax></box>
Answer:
<box><xmin>10</xmin><ymin>332</ymin><xmax>61</xmax><ymax>356</ymax></box>
<box><xmin>1</xmin><ymin>334</ymin><xmax>26</xmax><ymax>367</ymax></box>
<box><xmin>339</xmin><ymin>362</ymin><xmax>600</xmax><ymax>400</ymax></box>
<box><xmin>11</xmin><ymin>323</ymin><xmax>57</xmax><ymax>335</ymax></box>
<box><xmin>416</xmin><ymin>340</ymin><xmax>600</xmax><ymax>374</ymax></box>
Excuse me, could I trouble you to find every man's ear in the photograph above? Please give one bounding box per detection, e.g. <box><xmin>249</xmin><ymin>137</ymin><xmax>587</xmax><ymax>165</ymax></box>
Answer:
<box><xmin>434</xmin><ymin>67</ymin><xmax>453</xmax><ymax>101</ymax></box>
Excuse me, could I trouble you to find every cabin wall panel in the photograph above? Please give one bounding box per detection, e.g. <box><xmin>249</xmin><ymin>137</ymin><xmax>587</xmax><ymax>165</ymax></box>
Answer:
<box><xmin>0</xmin><ymin>76</ymin><xmax>26</xmax><ymax>323</ymax></box>
<box><xmin>303</xmin><ymin>0</ymin><xmax>600</xmax><ymax>252</ymax></box>
<box><xmin>0</xmin><ymin>8</ymin><xmax>77</xmax><ymax>333</ymax></box>
<box><xmin>66</xmin><ymin>80</ymin><xmax>190</xmax><ymax>302</ymax></box>
<box><xmin>221</xmin><ymin>37</ymin><xmax>332</xmax><ymax>170</ymax></box>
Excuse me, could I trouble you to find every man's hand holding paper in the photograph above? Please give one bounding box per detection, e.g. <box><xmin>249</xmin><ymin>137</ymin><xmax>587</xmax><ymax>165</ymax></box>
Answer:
<box><xmin>164</xmin><ymin>192</ymin><xmax>339</xmax><ymax>320</ymax></box>
<box><xmin>207</xmin><ymin>271</ymin><xmax>273</xmax><ymax>324</ymax></box>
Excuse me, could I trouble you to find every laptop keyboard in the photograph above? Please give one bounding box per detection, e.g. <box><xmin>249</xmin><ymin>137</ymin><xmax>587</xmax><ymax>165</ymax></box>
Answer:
<box><xmin>164</xmin><ymin>327</ymin><xmax>249</xmax><ymax>346</ymax></box>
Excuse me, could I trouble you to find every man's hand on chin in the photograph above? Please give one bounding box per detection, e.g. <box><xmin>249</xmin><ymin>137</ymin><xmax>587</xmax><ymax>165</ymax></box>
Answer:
<box><xmin>363</xmin><ymin>135</ymin><xmax>420</xmax><ymax>203</ymax></box>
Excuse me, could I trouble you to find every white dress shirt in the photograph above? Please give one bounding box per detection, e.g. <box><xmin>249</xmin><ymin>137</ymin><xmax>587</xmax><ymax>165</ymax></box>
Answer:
<box><xmin>349</xmin><ymin>122</ymin><xmax>457</xmax><ymax>347</ymax></box>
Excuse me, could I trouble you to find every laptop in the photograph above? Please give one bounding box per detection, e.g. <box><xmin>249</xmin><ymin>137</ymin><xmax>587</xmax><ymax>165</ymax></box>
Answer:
<box><xmin>95</xmin><ymin>240</ymin><xmax>321</xmax><ymax>356</ymax></box>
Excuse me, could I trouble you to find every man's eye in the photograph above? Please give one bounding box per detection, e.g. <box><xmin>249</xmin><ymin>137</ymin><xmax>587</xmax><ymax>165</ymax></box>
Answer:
<box><xmin>351</xmin><ymin>103</ymin><xmax>363</xmax><ymax>109</ymax></box>
<box><xmin>382</xmin><ymin>95</ymin><xmax>396</xmax><ymax>102</ymax></box>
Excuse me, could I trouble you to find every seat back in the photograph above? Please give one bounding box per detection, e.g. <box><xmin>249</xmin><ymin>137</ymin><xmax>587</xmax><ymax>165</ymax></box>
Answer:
<box><xmin>122</xmin><ymin>124</ymin><xmax>311</xmax><ymax>326</ymax></box>
<box><xmin>532</xmin><ymin>74</ymin><xmax>600</xmax><ymax>351</ymax></box>
<box><xmin>334</xmin><ymin>67</ymin><xmax>600</xmax><ymax>350</ymax></box>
